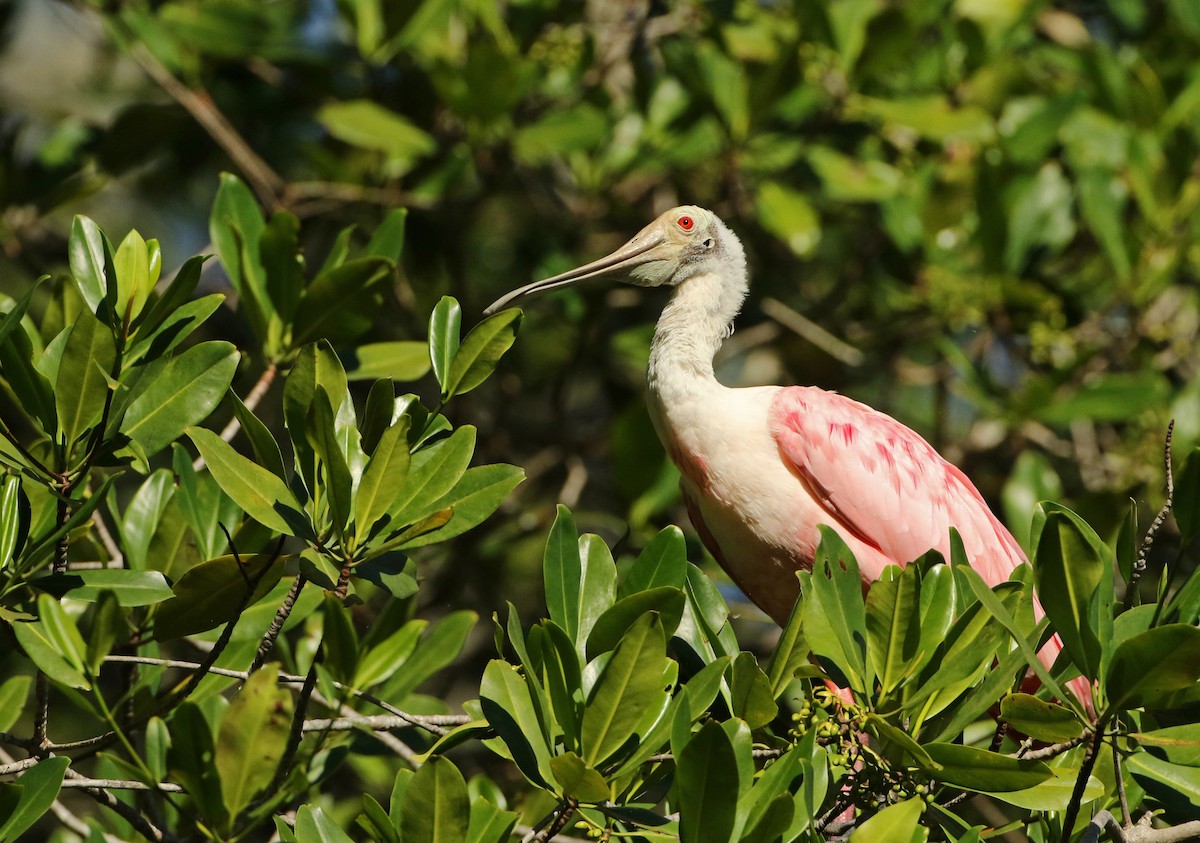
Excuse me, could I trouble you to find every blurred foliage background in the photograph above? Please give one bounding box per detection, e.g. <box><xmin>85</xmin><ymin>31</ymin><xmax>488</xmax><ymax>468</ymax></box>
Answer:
<box><xmin>0</xmin><ymin>0</ymin><xmax>1196</xmax><ymax>629</ymax></box>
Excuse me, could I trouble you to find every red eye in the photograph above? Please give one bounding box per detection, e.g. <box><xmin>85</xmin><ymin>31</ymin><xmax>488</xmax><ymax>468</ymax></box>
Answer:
<box><xmin>678</xmin><ymin>216</ymin><xmax>694</xmax><ymax>231</ymax></box>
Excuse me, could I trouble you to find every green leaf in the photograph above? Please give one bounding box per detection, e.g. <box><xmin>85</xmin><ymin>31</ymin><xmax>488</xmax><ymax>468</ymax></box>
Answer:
<box><xmin>0</xmin><ymin>676</ymin><xmax>30</xmax><ymax>733</ymax></box>
<box><xmin>294</xmin><ymin>805</ymin><xmax>355</xmax><ymax>843</ymax></box>
<box><xmin>756</xmin><ymin>181</ymin><xmax>821</xmax><ymax>257</ymax></box>
<box><xmin>808</xmin><ymin>145</ymin><xmax>901</xmax><ymax>203</ymax></box>
<box><xmin>68</xmin><ymin>215</ymin><xmax>115</xmax><ymax>317</ymax></box>
<box><xmin>346</xmin><ymin>341</ymin><xmax>431</xmax><ymax>382</ymax></box>
<box><xmin>154</xmin><ymin>553</ymin><xmax>288</xmax><ymax>639</ymax></box>
<box><xmin>766</xmin><ymin>592</ymin><xmax>807</xmax><ymax>697</ymax></box>
<box><xmin>210</xmin><ymin>173</ymin><xmax>270</xmax><ymax>341</ymax></box>
<box><xmin>293</xmin><ymin>257</ymin><xmax>392</xmax><ymax>346</ymax></box>
<box><xmin>397</xmin><ymin>464</ymin><xmax>524</xmax><ymax>549</ymax></box>
<box><xmin>992</xmin><ymin>766</ymin><xmax>1103</xmax><ymax>811</ymax></box>
<box><xmin>543</xmin><ymin>505</ymin><xmax>581</xmax><ymax>640</ymax></box>
<box><xmin>549</xmin><ymin>752</ymin><xmax>610</xmax><ymax>803</ymax></box>
<box><xmin>586</xmin><ymin>588</ymin><xmax>685</xmax><ymax>660</ymax></box>
<box><xmin>34</xmin><ymin>569</ymin><xmax>174</xmax><ymax>606</ymax></box>
<box><xmin>1132</xmin><ymin>724</ymin><xmax>1200</xmax><ymax>766</ymax></box>
<box><xmin>441</xmin><ymin>309</ymin><xmax>522</xmax><ymax>400</ymax></box>
<box><xmin>134</xmin><ymin>254</ymin><xmax>205</xmax><ymax>342</ymax></box>
<box><xmin>999</xmin><ymin>694</ymin><xmax>1084</xmax><ymax>743</ymax></box>
<box><xmin>354</xmin><ymin>619</ymin><xmax>427</xmax><ymax>689</ymax></box>
<box><xmin>387</xmin><ymin>425</ymin><xmax>476</xmax><ymax>527</ymax></box>
<box><xmin>356</xmin><ymin>416</ymin><xmax>411</xmax><ymax>540</ymax></box>
<box><xmin>321</xmin><ymin>596</ymin><xmax>359</xmax><ymax>684</ymax></box>
<box><xmin>307</xmin><ymin>386</ymin><xmax>354</xmax><ymax>537</ymax></box>
<box><xmin>187</xmin><ymin>426</ymin><xmax>308</xmax><ymax>537</ymax></box>
<box><xmin>848</xmin><ymin>797</ymin><xmax>925</xmax><ymax>843</ymax></box>
<box><xmin>730</xmin><ymin>651</ymin><xmax>777</xmax><ymax>729</ymax></box>
<box><xmin>216</xmin><ymin>664</ymin><xmax>292</xmax><ymax>822</ymax></box>
<box><xmin>801</xmin><ymin>527</ymin><xmax>870</xmax><ymax>693</ymax></box>
<box><xmin>35</xmin><ymin>593</ymin><xmax>90</xmax><ymax>677</ymax></box>
<box><xmin>0</xmin><ymin>757</ymin><xmax>69</xmax><ymax>843</ymax></box>
<box><xmin>1174</xmin><ymin>447</ymin><xmax>1200</xmax><ymax>545</ymax></box>
<box><xmin>0</xmin><ymin>475</ymin><xmax>26</xmax><ymax>570</ymax></box>
<box><xmin>1105</xmin><ymin>624</ymin><xmax>1200</xmax><ymax>713</ymax></box>
<box><xmin>400</xmin><ymin>756</ymin><xmax>470</xmax><ymax>843</ymax></box>
<box><xmin>259</xmin><ymin>210</ymin><xmax>303</xmax><ymax>325</ymax></box>
<box><xmin>365</xmin><ymin>207</ymin><xmax>407</xmax><ymax>262</ymax></box>
<box><xmin>429</xmin><ymin>296</ymin><xmax>461</xmax><ymax>394</ymax></box>
<box><xmin>1031</xmin><ymin>502</ymin><xmax>1106</xmax><ymax>679</ymax></box>
<box><xmin>1126</xmin><ymin>752</ymin><xmax>1200</xmax><ymax>807</ymax></box>
<box><xmin>11</xmin><ymin>615</ymin><xmax>90</xmax><ymax>690</ymax></box>
<box><xmin>676</xmin><ymin>722</ymin><xmax>740</xmax><ymax>843</ymax></box>
<box><xmin>581</xmin><ymin>612</ymin><xmax>670</xmax><ymax>766</ymax></box>
<box><xmin>866</xmin><ymin>566</ymin><xmax>921</xmax><ymax>695</ymax></box>
<box><xmin>480</xmin><ymin>659</ymin><xmax>554</xmax><ymax>787</ymax></box>
<box><xmin>130</xmin><ymin>293</ymin><xmax>225</xmax><ymax>365</ymax></box>
<box><xmin>114</xmin><ymin>228</ymin><xmax>154</xmax><ymax>321</ymax></box>
<box><xmin>923</xmin><ymin>743</ymin><xmax>1053</xmax><ymax>793</ymax></box>
<box><xmin>54</xmin><ymin>308</ymin><xmax>117</xmax><ymax>447</ymax></box>
<box><xmin>168</xmin><ymin>702</ymin><xmax>227</xmax><ymax>828</ymax></box>
<box><xmin>319</xmin><ymin>100</ymin><xmax>436</xmax><ymax>164</ymax></box>
<box><xmin>122</xmin><ymin>342</ymin><xmax>240</xmax><ymax>458</ymax></box>
<box><xmin>619</xmin><ymin>525</ymin><xmax>687</xmax><ymax>596</ymax></box>
<box><xmin>378</xmin><ymin>611</ymin><xmax>476</xmax><ymax>702</ymax></box>
<box><xmin>0</xmin><ymin>311</ymin><xmax>56</xmax><ymax>435</ymax></box>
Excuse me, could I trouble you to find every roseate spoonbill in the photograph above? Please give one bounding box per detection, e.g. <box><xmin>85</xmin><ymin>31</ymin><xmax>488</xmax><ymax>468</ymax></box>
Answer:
<box><xmin>486</xmin><ymin>206</ymin><xmax>1084</xmax><ymax>702</ymax></box>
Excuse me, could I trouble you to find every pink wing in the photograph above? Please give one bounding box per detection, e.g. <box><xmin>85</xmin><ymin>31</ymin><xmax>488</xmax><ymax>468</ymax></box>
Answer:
<box><xmin>769</xmin><ymin>386</ymin><xmax>1028</xmax><ymax>584</ymax></box>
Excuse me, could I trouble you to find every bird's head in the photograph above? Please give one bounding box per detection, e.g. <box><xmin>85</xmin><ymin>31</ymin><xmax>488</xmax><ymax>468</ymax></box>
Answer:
<box><xmin>484</xmin><ymin>206</ymin><xmax>741</xmax><ymax>315</ymax></box>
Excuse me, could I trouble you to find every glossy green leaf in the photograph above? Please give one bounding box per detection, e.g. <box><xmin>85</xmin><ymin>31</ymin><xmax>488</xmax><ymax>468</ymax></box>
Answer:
<box><xmin>0</xmin><ymin>474</ymin><xmax>26</xmax><ymax>570</ymax></box>
<box><xmin>992</xmin><ymin>767</ymin><xmax>1104</xmax><ymax>811</ymax></box>
<box><xmin>1106</xmin><ymin>624</ymin><xmax>1200</xmax><ymax>713</ymax></box>
<box><xmin>586</xmin><ymin>588</ymin><xmax>685</xmax><ymax>660</ymax></box>
<box><xmin>114</xmin><ymin>227</ymin><xmax>154</xmax><ymax>320</ymax></box>
<box><xmin>321</xmin><ymin>596</ymin><xmax>359</xmax><ymax>684</ymax></box>
<box><xmin>620</xmin><ymin>525</ymin><xmax>687</xmax><ymax>596</ymax></box>
<box><xmin>68</xmin><ymin>215</ymin><xmax>115</xmax><ymax>316</ymax></box>
<box><xmin>730</xmin><ymin>651</ymin><xmax>777</xmax><ymax>729</ymax></box>
<box><xmin>0</xmin><ymin>311</ymin><xmax>56</xmax><ymax>435</ymax></box>
<box><xmin>307</xmin><ymin>386</ymin><xmax>353</xmax><ymax>537</ymax></box>
<box><xmin>801</xmin><ymin>527</ymin><xmax>870</xmax><ymax>693</ymax></box>
<box><xmin>549</xmin><ymin>752</ymin><xmax>609</xmax><ymax>803</ymax></box>
<box><xmin>387</xmin><ymin>425</ymin><xmax>476</xmax><ymax>527</ymax></box>
<box><xmin>0</xmin><ymin>757</ymin><xmax>69</xmax><ymax>843</ymax></box>
<box><xmin>356</xmin><ymin>415</ymin><xmax>411</xmax><ymax>539</ymax></box>
<box><xmin>676</xmin><ymin>722</ymin><xmax>740</xmax><ymax>843</ymax></box>
<box><xmin>1126</xmin><ymin>752</ymin><xmax>1200</xmax><ymax>807</ymax></box>
<box><xmin>0</xmin><ymin>676</ymin><xmax>30</xmax><ymax>734</ymax></box>
<box><xmin>216</xmin><ymin>664</ymin><xmax>292</xmax><ymax>822</ymax></box>
<box><xmin>354</xmin><ymin>618</ymin><xmax>426</xmax><ymax>689</ymax></box>
<box><xmin>294</xmin><ymin>805</ymin><xmax>354</xmax><ymax>843</ymax></box>
<box><xmin>480</xmin><ymin>659</ymin><xmax>554</xmax><ymax>787</ymax></box>
<box><xmin>1133</xmin><ymin>724</ymin><xmax>1200</xmax><ymax>766</ymax></box>
<box><xmin>188</xmin><ymin>426</ymin><xmax>308</xmax><ymax>536</ymax></box>
<box><xmin>849</xmin><ymin>797</ymin><xmax>925</xmax><ymax>843</ymax></box>
<box><xmin>167</xmin><ymin>702</ymin><xmax>226</xmax><ymax>828</ymax></box>
<box><xmin>1031</xmin><ymin>502</ymin><xmax>1106</xmax><ymax>680</ymax></box>
<box><xmin>543</xmin><ymin>505</ymin><xmax>581</xmax><ymax>640</ymax></box>
<box><xmin>465</xmin><ymin>796</ymin><xmax>519</xmax><ymax>843</ymax></box>
<box><xmin>378</xmin><ymin>611</ymin><xmax>476</xmax><ymax>702</ymax></box>
<box><xmin>123</xmin><ymin>342</ymin><xmax>239</xmax><ymax>457</ymax></box>
<box><xmin>210</xmin><ymin>172</ymin><xmax>270</xmax><ymax>339</ymax></box>
<box><xmin>766</xmin><ymin>590</ymin><xmax>808</xmax><ymax>697</ymax></box>
<box><xmin>866</xmin><ymin>566</ymin><xmax>921</xmax><ymax>695</ymax></box>
<box><xmin>429</xmin><ymin>296</ymin><xmax>461</xmax><ymax>393</ymax></box>
<box><xmin>346</xmin><ymin>341</ymin><xmax>431</xmax><ymax>382</ymax></box>
<box><xmin>398</xmin><ymin>463</ymin><xmax>523</xmax><ymax>549</ymax></box>
<box><xmin>11</xmin><ymin>614</ymin><xmax>90</xmax><ymax>690</ymax></box>
<box><xmin>999</xmin><ymin>694</ymin><xmax>1085</xmax><ymax>743</ymax></box>
<box><xmin>400</xmin><ymin>756</ymin><xmax>470</xmax><ymax>843</ymax></box>
<box><xmin>54</xmin><ymin>307</ymin><xmax>117</xmax><ymax>446</ymax></box>
<box><xmin>581</xmin><ymin>612</ymin><xmax>670</xmax><ymax>766</ymax></box>
<box><xmin>294</xmin><ymin>257</ymin><xmax>392</xmax><ymax>346</ymax></box>
<box><xmin>923</xmin><ymin>743</ymin><xmax>1052</xmax><ymax>792</ymax></box>
<box><xmin>441</xmin><ymin>309</ymin><xmax>522</xmax><ymax>399</ymax></box>
<box><xmin>35</xmin><ymin>569</ymin><xmax>173</xmax><ymax>606</ymax></box>
<box><xmin>155</xmin><ymin>553</ymin><xmax>288</xmax><ymax>639</ymax></box>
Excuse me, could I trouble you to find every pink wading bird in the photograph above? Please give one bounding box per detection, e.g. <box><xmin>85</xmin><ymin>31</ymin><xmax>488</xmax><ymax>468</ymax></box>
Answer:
<box><xmin>486</xmin><ymin>205</ymin><xmax>1090</xmax><ymax>709</ymax></box>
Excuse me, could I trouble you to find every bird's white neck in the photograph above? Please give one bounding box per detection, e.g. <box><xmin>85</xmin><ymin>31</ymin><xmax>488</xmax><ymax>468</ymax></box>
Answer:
<box><xmin>647</xmin><ymin>224</ymin><xmax>747</xmax><ymax>401</ymax></box>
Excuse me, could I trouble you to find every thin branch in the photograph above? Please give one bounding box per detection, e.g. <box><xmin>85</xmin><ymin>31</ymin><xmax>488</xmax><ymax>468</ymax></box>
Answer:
<box><xmin>101</xmin><ymin>655</ymin><xmax>468</xmax><ymax>733</ymax></box>
<box><xmin>1019</xmin><ymin>730</ymin><xmax>1093</xmax><ymax>761</ymax></box>
<box><xmin>249</xmin><ymin>573</ymin><xmax>306</xmax><ymax>675</ymax></box>
<box><xmin>91</xmin><ymin>510</ymin><xmax>124</xmax><ymax>566</ymax></box>
<box><xmin>0</xmin><ymin>755</ymin><xmax>39</xmax><ymax>776</ymax></box>
<box><xmin>266</xmin><ymin>661</ymin><xmax>319</xmax><ymax>799</ymax></box>
<box><xmin>123</xmin><ymin>41</ymin><xmax>283</xmax><ymax>210</ymax></box>
<box><xmin>1085</xmin><ymin>810</ymin><xmax>1200</xmax><ymax>843</ymax></box>
<box><xmin>1128</xmin><ymin>420</ymin><xmax>1174</xmax><ymax>606</ymax></box>
<box><xmin>523</xmin><ymin>798</ymin><xmax>578</xmax><ymax>843</ymax></box>
<box><xmin>61</xmin><ymin>777</ymin><xmax>185</xmax><ymax>792</ymax></box>
<box><xmin>761</xmin><ymin>296</ymin><xmax>865</xmax><ymax>367</ymax></box>
<box><xmin>1062</xmin><ymin>725</ymin><xmax>1108</xmax><ymax>843</ymax></box>
<box><xmin>78</xmin><ymin>782</ymin><xmax>167</xmax><ymax>843</ymax></box>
